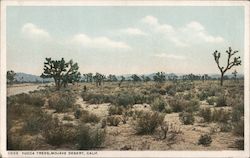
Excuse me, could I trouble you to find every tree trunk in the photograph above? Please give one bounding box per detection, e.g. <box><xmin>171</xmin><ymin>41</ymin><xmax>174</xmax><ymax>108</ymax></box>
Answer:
<box><xmin>220</xmin><ymin>73</ymin><xmax>224</xmax><ymax>86</ymax></box>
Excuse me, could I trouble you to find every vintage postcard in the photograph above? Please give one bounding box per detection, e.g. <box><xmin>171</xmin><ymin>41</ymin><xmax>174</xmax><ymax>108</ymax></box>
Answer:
<box><xmin>0</xmin><ymin>0</ymin><xmax>249</xmax><ymax>157</ymax></box>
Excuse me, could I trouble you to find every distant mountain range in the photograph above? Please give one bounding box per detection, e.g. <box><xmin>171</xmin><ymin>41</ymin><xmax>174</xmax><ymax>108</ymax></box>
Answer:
<box><xmin>14</xmin><ymin>72</ymin><xmax>244</xmax><ymax>83</ymax></box>
<box><xmin>15</xmin><ymin>73</ymin><xmax>53</xmax><ymax>83</ymax></box>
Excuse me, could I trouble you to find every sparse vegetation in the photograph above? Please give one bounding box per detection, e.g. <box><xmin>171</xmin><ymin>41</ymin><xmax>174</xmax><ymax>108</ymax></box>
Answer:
<box><xmin>133</xmin><ymin>110</ymin><xmax>165</xmax><ymax>134</ymax></box>
<box><xmin>198</xmin><ymin>134</ymin><xmax>212</xmax><ymax>146</ymax></box>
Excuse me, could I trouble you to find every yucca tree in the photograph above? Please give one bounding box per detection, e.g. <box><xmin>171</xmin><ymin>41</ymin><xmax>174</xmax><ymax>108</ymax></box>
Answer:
<box><xmin>213</xmin><ymin>47</ymin><xmax>241</xmax><ymax>86</ymax></box>
<box><xmin>153</xmin><ymin>72</ymin><xmax>166</xmax><ymax>83</ymax></box>
<box><xmin>7</xmin><ymin>70</ymin><xmax>16</xmax><ymax>85</ymax></box>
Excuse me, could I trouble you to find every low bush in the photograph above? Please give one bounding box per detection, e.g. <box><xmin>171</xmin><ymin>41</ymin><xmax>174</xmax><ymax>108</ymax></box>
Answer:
<box><xmin>233</xmin><ymin>119</ymin><xmax>244</xmax><ymax>137</ymax></box>
<box><xmin>81</xmin><ymin>92</ymin><xmax>114</xmax><ymax>104</ymax></box>
<box><xmin>199</xmin><ymin>107</ymin><xmax>212</xmax><ymax>122</ymax></box>
<box><xmin>48</xmin><ymin>94</ymin><xmax>75</xmax><ymax>112</ymax></box>
<box><xmin>23</xmin><ymin>111</ymin><xmax>51</xmax><ymax>133</ymax></box>
<box><xmin>179</xmin><ymin>112</ymin><xmax>195</xmax><ymax>125</ymax></box>
<box><xmin>76</xmin><ymin>125</ymin><xmax>106</xmax><ymax>150</ymax></box>
<box><xmin>133</xmin><ymin>111</ymin><xmax>165</xmax><ymax>134</ymax></box>
<box><xmin>115</xmin><ymin>92</ymin><xmax>135</xmax><ymax>107</ymax></box>
<box><xmin>212</xmin><ymin>109</ymin><xmax>231</xmax><ymax>123</ymax></box>
<box><xmin>151</xmin><ymin>98</ymin><xmax>167</xmax><ymax>112</ymax></box>
<box><xmin>207</xmin><ymin>97</ymin><xmax>216</xmax><ymax>105</ymax></box>
<box><xmin>216</xmin><ymin>95</ymin><xmax>227</xmax><ymax>107</ymax></box>
<box><xmin>232</xmin><ymin>104</ymin><xmax>244</xmax><ymax>122</ymax></box>
<box><xmin>43</xmin><ymin>118</ymin><xmax>77</xmax><ymax>146</ymax></box>
<box><xmin>74</xmin><ymin>109</ymin><xmax>82</xmax><ymax>119</ymax></box>
<box><xmin>107</xmin><ymin>116</ymin><xmax>121</xmax><ymax>126</ymax></box>
<box><xmin>186</xmin><ymin>99</ymin><xmax>200</xmax><ymax>113</ymax></box>
<box><xmin>234</xmin><ymin>138</ymin><xmax>244</xmax><ymax>150</ymax></box>
<box><xmin>8</xmin><ymin>93</ymin><xmax>45</xmax><ymax>107</ymax></box>
<box><xmin>108</xmin><ymin>105</ymin><xmax>123</xmax><ymax>115</ymax></box>
<box><xmin>81</xmin><ymin>110</ymin><xmax>100</xmax><ymax>123</ymax></box>
<box><xmin>198</xmin><ymin>134</ymin><xmax>212</xmax><ymax>146</ymax></box>
<box><xmin>168</xmin><ymin>99</ymin><xmax>188</xmax><ymax>112</ymax></box>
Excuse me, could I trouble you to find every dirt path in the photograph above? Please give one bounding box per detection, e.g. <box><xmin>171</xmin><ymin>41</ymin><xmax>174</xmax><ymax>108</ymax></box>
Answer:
<box><xmin>7</xmin><ymin>83</ymin><xmax>48</xmax><ymax>96</ymax></box>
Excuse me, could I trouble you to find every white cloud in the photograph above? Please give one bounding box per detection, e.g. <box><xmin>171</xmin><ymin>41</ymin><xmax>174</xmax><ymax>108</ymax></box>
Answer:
<box><xmin>141</xmin><ymin>16</ymin><xmax>224</xmax><ymax>47</ymax></box>
<box><xmin>71</xmin><ymin>33</ymin><xmax>130</xmax><ymax>49</ymax></box>
<box><xmin>119</xmin><ymin>28</ymin><xmax>147</xmax><ymax>36</ymax></box>
<box><xmin>141</xmin><ymin>15</ymin><xmax>158</xmax><ymax>26</ymax></box>
<box><xmin>153</xmin><ymin>53</ymin><xmax>185</xmax><ymax>60</ymax></box>
<box><xmin>186</xmin><ymin>21</ymin><xmax>205</xmax><ymax>31</ymax></box>
<box><xmin>21</xmin><ymin>23</ymin><xmax>50</xmax><ymax>39</ymax></box>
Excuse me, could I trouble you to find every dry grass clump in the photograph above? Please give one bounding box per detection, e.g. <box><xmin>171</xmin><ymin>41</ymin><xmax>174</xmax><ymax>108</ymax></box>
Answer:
<box><xmin>151</xmin><ymin>98</ymin><xmax>169</xmax><ymax>113</ymax></box>
<box><xmin>198</xmin><ymin>134</ymin><xmax>212</xmax><ymax>146</ymax></box>
<box><xmin>48</xmin><ymin>93</ymin><xmax>76</xmax><ymax>112</ymax></box>
<box><xmin>76</xmin><ymin>125</ymin><xmax>106</xmax><ymax>150</ymax></box>
<box><xmin>179</xmin><ymin>112</ymin><xmax>195</xmax><ymax>125</ymax></box>
<box><xmin>108</xmin><ymin>105</ymin><xmax>124</xmax><ymax>115</ymax></box>
<box><xmin>80</xmin><ymin>110</ymin><xmax>100</xmax><ymax>123</ymax></box>
<box><xmin>133</xmin><ymin>110</ymin><xmax>165</xmax><ymax>134</ymax></box>
<box><xmin>107</xmin><ymin>116</ymin><xmax>121</xmax><ymax>126</ymax></box>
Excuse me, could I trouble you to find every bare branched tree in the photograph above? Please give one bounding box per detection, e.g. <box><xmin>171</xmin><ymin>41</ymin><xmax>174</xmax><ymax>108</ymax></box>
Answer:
<box><xmin>213</xmin><ymin>47</ymin><xmax>241</xmax><ymax>86</ymax></box>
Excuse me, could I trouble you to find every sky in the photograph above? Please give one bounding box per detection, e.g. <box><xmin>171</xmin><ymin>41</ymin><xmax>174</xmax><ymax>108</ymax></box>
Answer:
<box><xmin>7</xmin><ymin>6</ymin><xmax>245</xmax><ymax>76</ymax></box>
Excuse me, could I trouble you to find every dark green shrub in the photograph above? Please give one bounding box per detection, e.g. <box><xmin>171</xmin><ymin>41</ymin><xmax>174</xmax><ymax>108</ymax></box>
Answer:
<box><xmin>216</xmin><ymin>95</ymin><xmax>227</xmax><ymax>107</ymax></box>
<box><xmin>233</xmin><ymin>119</ymin><xmax>244</xmax><ymax>137</ymax></box>
<box><xmin>179</xmin><ymin>112</ymin><xmax>195</xmax><ymax>125</ymax></box>
<box><xmin>23</xmin><ymin>111</ymin><xmax>51</xmax><ymax>133</ymax></box>
<box><xmin>133</xmin><ymin>111</ymin><xmax>165</xmax><ymax>134</ymax></box>
<box><xmin>207</xmin><ymin>97</ymin><xmax>216</xmax><ymax>105</ymax></box>
<box><xmin>43</xmin><ymin>118</ymin><xmax>77</xmax><ymax>146</ymax></box>
<box><xmin>198</xmin><ymin>91</ymin><xmax>208</xmax><ymax>101</ymax></box>
<box><xmin>115</xmin><ymin>93</ymin><xmax>135</xmax><ymax>107</ymax></box>
<box><xmin>232</xmin><ymin>104</ymin><xmax>244</xmax><ymax>122</ymax></box>
<box><xmin>74</xmin><ymin>109</ymin><xmax>82</xmax><ymax>119</ymax></box>
<box><xmin>198</xmin><ymin>134</ymin><xmax>212</xmax><ymax>146</ymax></box>
<box><xmin>234</xmin><ymin>138</ymin><xmax>244</xmax><ymax>150</ymax></box>
<box><xmin>76</xmin><ymin>125</ymin><xmax>105</xmax><ymax>149</ymax></box>
<box><xmin>168</xmin><ymin>99</ymin><xmax>188</xmax><ymax>112</ymax></box>
<box><xmin>186</xmin><ymin>99</ymin><xmax>200</xmax><ymax>112</ymax></box>
<box><xmin>151</xmin><ymin>98</ymin><xmax>167</xmax><ymax>112</ymax></box>
<box><xmin>108</xmin><ymin>105</ymin><xmax>123</xmax><ymax>115</ymax></box>
<box><xmin>199</xmin><ymin>107</ymin><xmax>212</xmax><ymax>122</ymax></box>
<box><xmin>107</xmin><ymin>116</ymin><xmax>121</xmax><ymax>126</ymax></box>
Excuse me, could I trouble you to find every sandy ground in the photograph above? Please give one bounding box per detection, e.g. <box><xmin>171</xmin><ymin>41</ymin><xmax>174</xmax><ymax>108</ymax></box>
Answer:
<box><xmin>54</xmin><ymin>95</ymin><xmax>238</xmax><ymax>151</ymax></box>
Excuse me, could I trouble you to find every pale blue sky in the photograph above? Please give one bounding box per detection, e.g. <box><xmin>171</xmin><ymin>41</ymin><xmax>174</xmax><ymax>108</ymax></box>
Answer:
<box><xmin>7</xmin><ymin>6</ymin><xmax>245</xmax><ymax>75</ymax></box>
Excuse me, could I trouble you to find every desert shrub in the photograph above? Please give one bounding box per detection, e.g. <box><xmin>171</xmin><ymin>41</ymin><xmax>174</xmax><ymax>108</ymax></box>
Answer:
<box><xmin>115</xmin><ymin>93</ymin><xmax>135</xmax><ymax>107</ymax></box>
<box><xmin>8</xmin><ymin>93</ymin><xmax>45</xmax><ymax>107</ymax></box>
<box><xmin>7</xmin><ymin>134</ymin><xmax>40</xmax><ymax>150</ymax></box>
<box><xmin>199</xmin><ymin>107</ymin><xmax>212</xmax><ymax>122</ymax></box>
<box><xmin>150</xmin><ymin>87</ymin><xmax>166</xmax><ymax>95</ymax></box>
<box><xmin>133</xmin><ymin>93</ymin><xmax>148</xmax><ymax>104</ymax></box>
<box><xmin>76</xmin><ymin>125</ymin><xmax>105</xmax><ymax>150</ymax></box>
<box><xmin>168</xmin><ymin>99</ymin><xmax>188</xmax><ymax>112</ymax></box>
<box><xmin>216</xmin><ymin>95</ymin><xmax>227</xmax><ymax>107</ymax></box>
<box><xmin>212</xmin><ymin>109</ymin><xmax>231</xmax><ymax>123</ymax></box>
<box><xmin>63</xmin><ymin>115</ymin><xmax>73</xmax><ymax>121</ymax></box>
<box><xmin>232</xmin><ymin>104</ymin><xmax>244</xmax><ymax>122</ymax></box>
<box><xmin>151</xmin><ymin>98</ymin><xmax>167</xmax><ymax>112</ymax></box>
<box><xmin>165</xmin><ymin>84</ymin><xmax>176</xmax><ymax>96</ymax></box>
<box><xmin>107</xmin><ymin>116</ymin><xmax>121</xmax><ymax>126</ymax></box>
<box><xmin>233</xmin><ymin>119</ymin><xmax>244</xmax><ymax>137</ymax></box>
<box><xmin>186</xmin><ymin>99</ymin><xmax>200</xmax><ymax>112</ymax></box>
<box><xmin>234</xmin><ymin>138</ymin><xmax>244</xmax><ymax>150</ymax></box>
<box><xmin>81</xmin><ymin>110</ymin><xmax>100</xmax><ymax>123</ymax></box>
<box><xmin>133</xmin><ymin>111</ymin><xmax>165</xmax><ymax>134</ymax></box>
<box><xmin>207</xmin><ymin>97</ymin><xmax>216</xmax><ymax>105</ymax></box>
<box><xmin>108</xmin><ymin>105</ymin><xmax>123</xmax><ymax>115</ymax></box>
<box><xmin>43</xmin><ymin>118</ymin><xmax>77</xmax><ymax>146</ymax></box>
<box><xmin>81</xmin><ymin>92</ymin><xmax>114</xmax><ymax>104</ymax></box>
<box><xmin>219</xmin><ymin>123</ymin><xmax>232</xmax><ymax>132</ymax></box>
<box><xmin>183</xmin><ymin>92</ymin><xmax>192</xmax><ymax>100</ymax></box>
<box><xmin>48</xmin><ymin>94</ymin><xmax>75</xmax><ymax>112</ymax></box>
<box><xmin>198</xmin><ymin>90</ymin><xmax>209</xmax><ymax>101</ymax></box>
<box><xmin>198</xmin><ymin>134</ymin><xmax>212</xmax><ymax>146</ymax></box>
<box><xmin>23</xmin><ymin>111</ymin><xmax>51</xmax><ymax>133</ymax></box>
<box><xmin>74</xmin><ymin>109</ymin><xmax>82</xmax><ymax>119</ymax></box>
<box><xmin>179</xmin><ymin>112</ymin><xmax>195</xmax><ymax>125</ymax></box>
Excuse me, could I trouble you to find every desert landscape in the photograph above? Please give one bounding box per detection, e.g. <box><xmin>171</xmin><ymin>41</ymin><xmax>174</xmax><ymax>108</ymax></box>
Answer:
<box><xmin>5</xmin><ymin>5</ymin><xmax>245</xmax><ymax>152</ymax></box>
<box><xmin>7</xmin><ymin>77</ymin><xmax>244</xmax><ymax>150</ymax></box>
